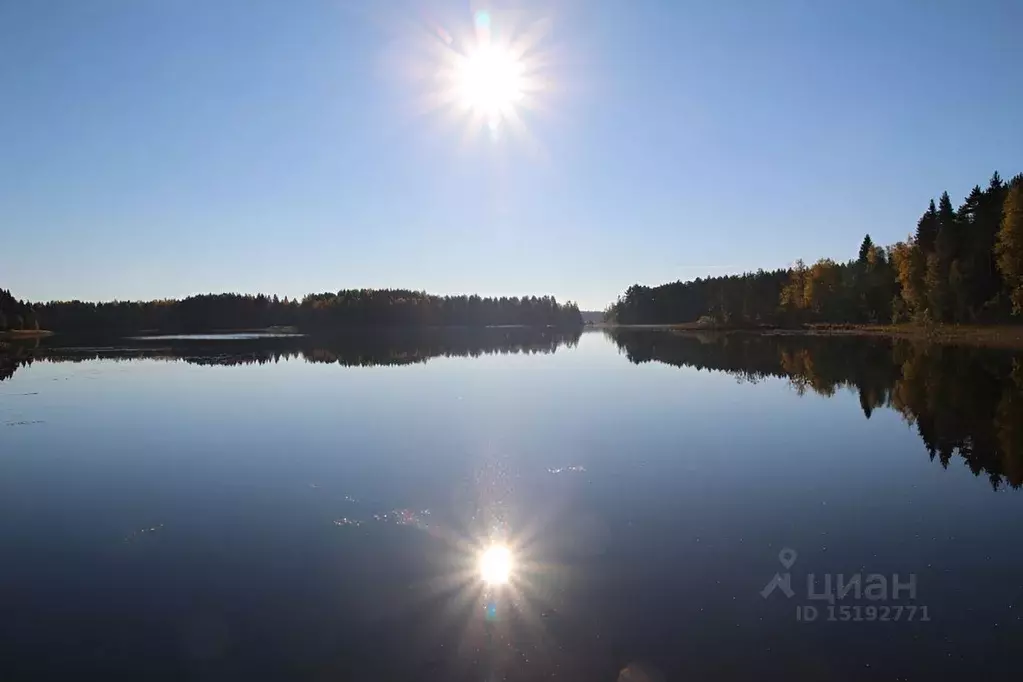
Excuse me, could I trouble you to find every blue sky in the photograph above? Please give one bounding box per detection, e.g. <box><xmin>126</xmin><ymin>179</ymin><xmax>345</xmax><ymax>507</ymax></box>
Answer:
<box><xmin>2</xmin><ymin>0</ymin><xmax>1021</xmax><ymax>310</ymax></box>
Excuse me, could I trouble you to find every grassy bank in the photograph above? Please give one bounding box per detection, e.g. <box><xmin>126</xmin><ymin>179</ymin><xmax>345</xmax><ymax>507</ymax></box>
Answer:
<box><xmin>0</xmin><ymin>329</ymin><xmax>53</xmax><ymax>341</ymax></box>
<box><xmin>796</xmin><ymin>323</ymin><xmax>1023</xmax><ymax>349</ymax></box>
<box><xmin>596</xmin><ymin>322</ymin><xmax>1023</xmax><ymax>349</ymax></box>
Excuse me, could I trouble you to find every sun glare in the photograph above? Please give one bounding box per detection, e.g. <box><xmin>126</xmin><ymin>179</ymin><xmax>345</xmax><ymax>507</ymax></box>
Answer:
<box><xmin>406</xmin><ymin>7</ymin><xmax>551</xmax><ymax>141</ymax></box>
<box><xmin>454</xmin><ymin>45</ymin><xmax>525</xmax><ymax>127</ymax></box>
<box><xmin>479</xmin><ymin>545</ymin><xmax>513</xmax><ymax>585</ymax></box>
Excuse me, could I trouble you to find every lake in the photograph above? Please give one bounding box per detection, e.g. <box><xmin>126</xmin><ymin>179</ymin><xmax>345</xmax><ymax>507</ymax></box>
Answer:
<box><xmin>2</xmin><ymin>329</ymin><xmax>1022</xmax><ymax>681</ymax></box>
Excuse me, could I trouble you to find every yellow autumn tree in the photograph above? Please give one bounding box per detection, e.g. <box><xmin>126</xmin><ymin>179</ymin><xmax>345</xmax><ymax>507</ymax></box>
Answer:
<box><xmin>804</xmin><ymin>258</ymin><xmax>841</xmax><ymax>318</ymax></box>
<box><xmin>779</xmin><ymin>259</ymin><xmax>808</xmax><ymax>316</ymax></box>
<box><xmin>996</xmin><ymin>182</ymin><xmax>1023</xmax><ymax>314</ymax></box>
<box><xmin>890</xmin><ymin>239</ymin><xmax>926</xmax><ymax>318</ymax></box>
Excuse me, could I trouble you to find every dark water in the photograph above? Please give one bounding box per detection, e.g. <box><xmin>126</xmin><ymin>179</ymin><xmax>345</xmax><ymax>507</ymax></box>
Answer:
<box><xmin>2</xmin><ymin>329</ymin><xmax>1023</xmax><ymax>681</ymax></box>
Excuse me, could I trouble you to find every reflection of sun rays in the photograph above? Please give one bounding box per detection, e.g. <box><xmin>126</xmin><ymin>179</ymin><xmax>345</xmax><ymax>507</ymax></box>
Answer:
<box><xmin>380</xmin><ymin>4</ymin><xmax>557</xmax><ymax>150</ymax></box>
<box><xmin>399</xmin><ymin>514</ymin><xmax>566</xmax><ymax>657</ymax></box>
<box><xmin>479</xmin><ymin>544</ymin><xmax>513</xmax><ymax>584</ymax></box>
<box><xmin>344</xmin><ymin>444</ymin><xmax>592</xmax><ymax>676</ymax></box>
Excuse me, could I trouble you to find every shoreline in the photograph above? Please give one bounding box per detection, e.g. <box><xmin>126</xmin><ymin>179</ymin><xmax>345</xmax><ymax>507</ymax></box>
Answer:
<box><xmin>7</xmin><ymin>324</ymin><xmax>1023</xmax><ymax>349</ymax></box>
<box><xmin>0</xmin><ymin>330</ymin><xmax>53</xmax><ymax>341</ymax></box>
<box><xmin>593</xmin><ymin>322</ymin><xmax>1023</xmax><ymax>349</ymax></box>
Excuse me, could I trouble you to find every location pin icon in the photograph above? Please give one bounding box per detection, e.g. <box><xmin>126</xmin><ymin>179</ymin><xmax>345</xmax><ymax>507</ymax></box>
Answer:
<box><xmin>778</xmin><ymin>548</ymin><xmax>798</xmax><ymax>569</ymax></box>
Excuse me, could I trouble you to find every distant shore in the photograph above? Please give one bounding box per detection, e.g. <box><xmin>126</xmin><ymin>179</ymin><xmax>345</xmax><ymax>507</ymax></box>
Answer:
<box><xmin>8</xmin><ymin>324</ymin><xmax>1023</xmax><ymax>349</ymax></box>
<box><xmin>594</xmin><ymin>322</ymin><xmax>1023</xmax><ymax>349</ymax></box>
<box><xmin>1</xmin><ymin>325</ymin><xmax>580</xmax><ymax>344</ymax></box>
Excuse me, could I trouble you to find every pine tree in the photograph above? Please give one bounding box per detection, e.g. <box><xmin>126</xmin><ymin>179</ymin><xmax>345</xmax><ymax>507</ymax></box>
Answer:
<box><xmin>996</xmin><ymin>182</ymin><xmax>1023</xmax><ymax>314</ymax></box>
<box><xmin>949</xmin><ymin>259</ymin><xmax>970</xmax><ymax>322</ymax></box>
<box><xmin>968</xmin><ymin>172</ymin><xmax>1010</xmax><ymax>317</ymax></box>
<box><xmin>990</xmin><ymin>171</ymin><xmax>1004</xmax><ymax>192</ymax></box>
<box><xmin>915</xmin><ymin>200</ymin><xmax>939</xmax><ymax>254</ymax></box>
<box><xmin>959</xmin><ymin>185</ymin><xmax>984</xmax><ymax>225</ymax></box>
<box><xmin>958</xmin><ymin>186</ymin><xmax>985</xmax><ymax>314</ymax></box>
<box><xmin>858</xmin><ymin>234</ymin><xmax>874</xmax><ymax>264</ymax></box>
<box><xmin>937</xmin><ymin>191</ymin><xmax>958</xmax><ymax>255</ymax></box>
<box><xmin>925</xmin><ymin>252</ymin><xmax>949</xmax><ymax>321</ymax></box>
<box><xmin>925</xmin><ymin>191</ymin><xmax>959</xmax><ymax>321</ymax></box>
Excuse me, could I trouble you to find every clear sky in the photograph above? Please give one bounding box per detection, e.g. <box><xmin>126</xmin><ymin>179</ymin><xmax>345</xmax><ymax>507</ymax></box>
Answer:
<box><xmin>2</xmin><ymin>0</ymin><xmax>1021</xmax><ymax>310</ymax></box>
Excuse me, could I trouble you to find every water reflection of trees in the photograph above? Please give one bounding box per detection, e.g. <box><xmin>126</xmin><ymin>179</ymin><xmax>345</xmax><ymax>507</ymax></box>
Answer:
<box><xmin>0</xmin><ymin>327</ymin><xmax>580</xmax><ymax>379</ymax></box>
<box><xmin>1</xmin><ymin>340</ymin><xmax>37</xmax><ymax>382</ymax></box>
<box><xmin>609</xmin><ymin>330</ymin><xmax>1023</xmax><ymax>490</ymax></box>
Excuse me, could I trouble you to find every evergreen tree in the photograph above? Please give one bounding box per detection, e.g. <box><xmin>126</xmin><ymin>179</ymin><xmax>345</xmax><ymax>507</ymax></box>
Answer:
<box><xmin>949</xmin><ymin>259</ymin><xmax>970</xmax><ymax>322</ymax></box>
<box><xmin>861</xmin><ymin>244</ymin><xmax>894</xmax><ymax>322</ymax></box>
<box><xmin>925</xmin><ymin>252</ymin><xmax>949</xmax><ymax>321</ymax></box>
<box><xmin>858</xmin><ymin>234</ymin><xmax>874</xmax><ymax>264</ymax></box>
<box><xmin>926</xmin><ymin>191</ymin><xmax>959</xmax><ymax>321</ymax></box>
<box><xmin>915</xmin><ymin>200</ymin><xmax>939</xmax><ymax>254</ymax></box>
<box><xmin>968</xmin><ymin>172</ymin><xmax>1010</xmax><ymax>317</ymax></box>
<box><xmin>952</xmin><ymin>185</ymin><xmax>987</xmax><ymax>320</ymax></box>
<box><xmin>937</xmin><ymin>192</ymin><xmax>957</xmax><ymax>239</ymax></box>
<box><xmin>990</xmin><ymin>171</ymin><xmax>1003</xmax><ymax>192</ymax></box>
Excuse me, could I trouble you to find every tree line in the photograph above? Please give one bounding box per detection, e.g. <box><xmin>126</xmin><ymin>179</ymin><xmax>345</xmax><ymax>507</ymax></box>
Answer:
<box><xmin>0</xmin><ymin>289</ymin><xmax>583</xmax><ymax>333</ymax></box>
<box><xmin>606</xmin><ymin>171</ymin><xmax>1023</xmax><ymax>325</ymax></box>
<box><xmin>0</xmin><ymin>288</ymin><xmax>40</xmax><ymax>332</ymax></box>
<box><xmin>609</xmin><ymin>330</ymin><xmax>1023</xmax><ymax>490</ymax></box>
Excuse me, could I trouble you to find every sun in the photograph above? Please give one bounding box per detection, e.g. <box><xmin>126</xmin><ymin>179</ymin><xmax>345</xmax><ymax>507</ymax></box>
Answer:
<box><xmin>479</xmin><ymin>545</ymin><xmax>513</xmax><ymax>585</ymax></box>
<box><xmin>454</xmin><ymin>44</ymin><xmax>525</xmax><ymax>129</ymax></box>
<box><xmin>403</xmin><ymin>7</ymin><xmax>551</xmax><ymax>141</ymax></box>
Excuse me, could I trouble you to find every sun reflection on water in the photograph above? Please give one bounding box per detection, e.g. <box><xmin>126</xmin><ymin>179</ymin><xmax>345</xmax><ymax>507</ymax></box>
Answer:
<box><xmin>479</xmin><ymin>544</ymin><xmax>513</xmax><ymax>585</ymax></box>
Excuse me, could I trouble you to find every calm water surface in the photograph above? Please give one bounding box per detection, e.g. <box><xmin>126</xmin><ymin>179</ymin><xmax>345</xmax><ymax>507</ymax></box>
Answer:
<box><xmin>2</xmin><ymin>330</ymin><xmax>1022</xmax><ymax>681</ymax></box>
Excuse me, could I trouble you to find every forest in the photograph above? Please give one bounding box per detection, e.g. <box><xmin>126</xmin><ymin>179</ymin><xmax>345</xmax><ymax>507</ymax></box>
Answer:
<box><xmin>0</xmin><ymin>288</ymin><xmax>583</xmax><ymax>333</ymax></box>
<box><xmin>0</xmin><ymin>288</ymin><xmax>40</xmax><ymax>332</ymax></box>
<box><xmin>606</xmin><ymin>171</ymin><xmax>1023</xmax><ymax>326</ymax></box>
<box><xmin>609</xmin><ymin>330</ymin><xmax>1023</xmax><ymax>490</ymax></box>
